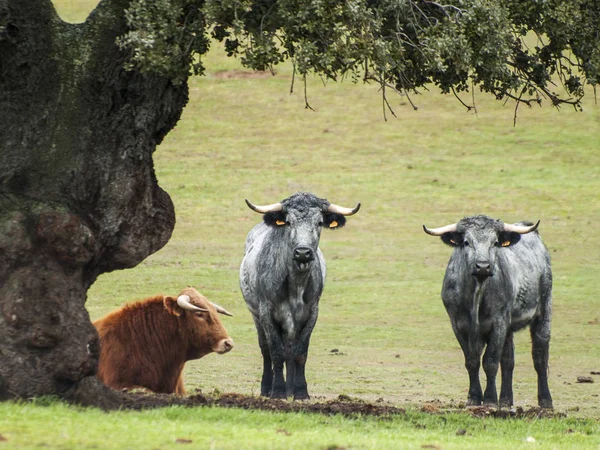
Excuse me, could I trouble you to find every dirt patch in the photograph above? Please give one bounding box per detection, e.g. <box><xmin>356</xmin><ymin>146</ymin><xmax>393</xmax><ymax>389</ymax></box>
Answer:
<box><xmin>466</xmin><ymin>405</ymin><xmax>566</xmax><ymax>419</ymax></box>
<box><xmin>418</xmin><ymin>400</ymin><xmax>565</xmax><ymax>419</ymax></box>
<box><xmin>64</xmin><ymin>379</ymin><xmax>568</xmax><ymax>419</ymax></box>
<box><xmin>120</xmin><ymin>391</ymin><xmax>405</xmax><ymax>418</ymax></box>
<box><xmin>113</xmin><ymin>391</ymin><xmax>568</xmax><ymax>420</ymax></box>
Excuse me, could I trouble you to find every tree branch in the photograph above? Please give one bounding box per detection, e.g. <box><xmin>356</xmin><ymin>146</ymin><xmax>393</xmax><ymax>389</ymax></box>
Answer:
<box><xmin>451</xmin><ymin>86</ymin><xmax>475</xmax><ymax>113</ymax></box>
<box><xmin>421</xmin><ymin>1</ymin><xmax>464</xmax><ymax>17</ymax></box>
<box><xmin>290</xmin><ymin>59</ymin><xmax>296</xmax><ymax>94</ymax></box>
<box><xmin>303</xmin><ymin>74</ymin><xmax>314</xmax><ymax>111</ymax></box>
<box><xmin>505</xmin><ymin>60</ymin><xmax>583</xmax><ymax>109</ymax></box>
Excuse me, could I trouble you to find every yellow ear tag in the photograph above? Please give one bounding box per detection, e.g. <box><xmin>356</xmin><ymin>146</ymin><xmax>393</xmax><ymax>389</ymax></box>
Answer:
<box><xmin>501</xmin><ymin>241</ymin><xmax>511</xmax><ymax>247</ymax></box>
<box><xmin>329</xmin><ymin>220</ymin><xmax>338</xmax><ymax>228</ymax></box>
<box><xmin>275</xmin><ymin>220</ymin><xmax>285</xmax><ymax>226</ymax></box>
<box><xmin>450</xmin><ymin>239</ymin><xmax>457</xmax><ymax>245</ymax></box>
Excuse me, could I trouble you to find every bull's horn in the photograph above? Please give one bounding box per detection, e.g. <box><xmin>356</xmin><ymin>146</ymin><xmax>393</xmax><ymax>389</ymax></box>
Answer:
<box><xmin>176</xmin><ymin>295</ymin><xmax>209</xmax><ymax>312</ymax></box>
<box><xmin>327</xmin><ymin>202</ymin><xmax>361</xmax><ymax>216</ymax></box>
<box><xmin>211</xmin><ymin>302</ymin><xmax>233</xmax><ymax>317</ymax></box>
<box><xmin>503</xmin><ymin>220</ymin><xmax>540</xmax><ymax>234</ymax></box>
<box><xmin>245</xmin><ymin>199</ymin><xmax>283</xmax><ymax>214</ymax></box>
<box><xmin>423</xmin><ymin>223</ymin><xmax>458</xmax><ymax>236</ymax></box>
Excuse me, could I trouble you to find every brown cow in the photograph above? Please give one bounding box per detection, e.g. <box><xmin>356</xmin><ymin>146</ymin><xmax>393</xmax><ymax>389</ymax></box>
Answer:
<box><xmin>94</xmin><ymin>287</ymin><xmax>234</xmax><ymax>395</ymax></box>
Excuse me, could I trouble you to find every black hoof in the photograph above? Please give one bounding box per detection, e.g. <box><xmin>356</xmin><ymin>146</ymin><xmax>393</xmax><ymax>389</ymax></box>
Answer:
<box><xmin>466</xmin><ymin>397</ymin><xmax>482</xmax><ymax>406</ymax></box>
<box><xmin>270</xmin><ymin>391</ymin><xmax>287</xmax><ymax>400</ymax></box>
<box><xmin>294</xmin><ymin>392</ymin><xmax>310</xmax><ymax>401</ymax></box>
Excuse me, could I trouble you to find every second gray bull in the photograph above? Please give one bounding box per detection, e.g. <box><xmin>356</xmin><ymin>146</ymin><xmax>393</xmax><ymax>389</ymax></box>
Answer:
<box><xmin>424</xmin><ymin>215</ymin><xmax>553</xmax><ymax>408</ymax></box>
<box><xmin>240</xmin><ymin>192</ymin><xmax>360</xmax><ymax>399</ymax></box>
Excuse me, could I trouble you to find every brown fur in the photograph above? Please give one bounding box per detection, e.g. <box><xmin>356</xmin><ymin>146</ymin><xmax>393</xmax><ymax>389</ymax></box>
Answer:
<box><xmin>94</xmin><ymin>287</ymin><xmax>233</xmax><ymax>395</ymax></box>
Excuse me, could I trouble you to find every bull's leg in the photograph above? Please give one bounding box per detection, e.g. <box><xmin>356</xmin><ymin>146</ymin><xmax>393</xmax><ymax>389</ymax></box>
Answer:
<box><xmin>292</xmin><ymin>353</ymin><xmax>309</xmax><ymax>400</ymax></box>
<box><xmin>291</xmin><ymin>309</ymin><xmax>318</xmax><ymax>401</ymax></box>
<box><xmin>465</xmin><ymin>355</ymin><xmax>483</xmax><ymax>405</ymax></box>
<box><xmin>453</xmin><ymin>328</ymin><xmax>483</xmax><ymax>405</ymax></box>
<box><xmin>531</xmin><ymin>314</ymin><xmax>553</xmax><ymax>409</ymax></box>
<box><xmin>259</xmin><ymin>318</ymin><xmax>287</xmax><ymax>399</ymax></box>
<box><xmin>270</xmin><ymin>356</ymin><xmax>287</xmax><ymax>399</ymax></box>
<box><xmin>174</xmin><ymin>373</ymin><xmax>186</xmax><ymax>396</ymax></box>
<box><xmin>253</xmin><ymin>320</ymin><xmax>273</xmax><ymax>397</ymax></box>
<box><xmin>482</xmin><ymin>328</ymin><xmax>507</xmax><ymax>406</ymax></box>
<box><xmin>499</xmin><ymin>332</ymin><xmax>514</xmax><ymax>407</ymax></box>
<box><xmin>260</xmin><ymin>348</ymin><xmax>273</xmax><ymax>397</ymax></box>
<box><xmin>285</xmin><ymin>357</ymin><xmax>296</xmax><ymax>398</ymax></box>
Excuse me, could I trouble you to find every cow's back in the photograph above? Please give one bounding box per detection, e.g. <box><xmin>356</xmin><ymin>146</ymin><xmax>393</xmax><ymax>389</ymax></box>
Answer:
<box><xmin>93</xmin><ymin>297</ymin><xmax>185</xmax><ymax>393</ymax></box>
<box><xmin>94</xmin><ymin>310</ymin><xmax>137</xmax><ymax>390</ymax></box>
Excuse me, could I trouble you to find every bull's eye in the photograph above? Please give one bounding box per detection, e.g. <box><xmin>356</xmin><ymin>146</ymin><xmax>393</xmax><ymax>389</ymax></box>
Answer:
<box><xmin>463</xmin><ymin>241</ymin><xmax>470</xmax><ymax>247</ymax></box>
<box><xmin>501</xmin><ymin>240</ymin><xmax>511</xmax><ymax>247</ymax></box>
<box><xmin>275</xmin><ymin>220</ymin><xmax>286</xmax><ymax>226</ymax></box>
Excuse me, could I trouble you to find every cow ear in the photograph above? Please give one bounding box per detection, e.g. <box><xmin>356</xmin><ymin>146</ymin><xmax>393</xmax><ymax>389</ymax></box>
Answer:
<box><xmin>263</xmin><ymin>211</ymin><xmax>287</xmax><ymax>227</ymax></box>
<box><xmin>441</xmin><ymin>232</ymin><xmax>463</xmax><ymax>247</ymax></box>
<box><xmin>323</xmin><ymin>213</ymin><xmax>346</xmax><ymax>229</ymax></box>
<box><xmin>163</xmin><ymin>296</ymin><xmax>183</xmax><ymax>317</ymax></box>
<box><xmin>497</xmin><ymin>231</ymin><xmax>521</xmax><ymax>248</ymax></box>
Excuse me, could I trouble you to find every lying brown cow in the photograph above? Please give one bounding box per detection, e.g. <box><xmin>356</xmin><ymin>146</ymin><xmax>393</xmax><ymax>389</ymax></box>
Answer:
<box><xmin>94</xmin><ymin>287</ymin><xmax>234</xmax><ymax>395</ymax></box>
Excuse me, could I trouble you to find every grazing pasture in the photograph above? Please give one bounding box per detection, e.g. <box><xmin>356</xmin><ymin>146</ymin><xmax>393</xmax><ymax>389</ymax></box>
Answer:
<box><xmin>0</xmin><ymin>1</ymin><xmax>598</xmax><ymax>448</ymax></box>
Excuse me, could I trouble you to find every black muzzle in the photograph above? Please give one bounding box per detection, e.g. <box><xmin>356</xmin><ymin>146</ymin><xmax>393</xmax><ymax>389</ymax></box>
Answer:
<box><xmin>293</xmin><ymin>247</ymin><xmax>314</xmax><ymax>272</ymax></box>
<box><xmin>473</xmin><ymin>261</ymin><xmax>493</xmax><ymax>279</ymax></box>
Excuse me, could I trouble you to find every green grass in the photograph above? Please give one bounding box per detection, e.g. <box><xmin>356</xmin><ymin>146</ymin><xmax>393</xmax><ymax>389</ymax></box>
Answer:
<box><xmin>1</xmin><ymin>400</ymin><xmax>598</xmax><ymax>449</ymax></box>
<box><xmin>2</xmin><ymin>1</ymin><xmax>599</xmax><ymax>448</ymax></box>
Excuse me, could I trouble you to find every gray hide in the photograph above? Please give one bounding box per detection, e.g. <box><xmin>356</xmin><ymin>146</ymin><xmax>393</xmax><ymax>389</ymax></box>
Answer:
<box><xmin>240</xmin><ymin>192</ymin><xmax>359</xmax><ymax>399</ymax></box>
<box><xmin>424</xmin><ymin>215</ymin><xmax>553</xmax><ymax>408</ymax></box>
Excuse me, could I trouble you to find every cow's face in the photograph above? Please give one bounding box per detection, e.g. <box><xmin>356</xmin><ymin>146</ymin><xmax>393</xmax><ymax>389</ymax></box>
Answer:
<box><xmin>263</xmin><ymin>194</ymin><xmax>346</xmax><ymax>273</ymax></box>
<box><xmin>439</xmin><ymin>216</ymin><xmax>522</xmax><ymax>280</ymax></box>
<box><xmin>164</xmin><ymin>288</ymin><xmax>234</xmax><ymax>359</ymax></box>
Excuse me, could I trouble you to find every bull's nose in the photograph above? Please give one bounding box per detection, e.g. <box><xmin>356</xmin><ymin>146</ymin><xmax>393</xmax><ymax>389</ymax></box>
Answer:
<box><xmin>293</xmin><ymin>247</ymin><xmax>313</xmax><ymax>262</ymax></box>
<box><xmin>474</xmin><ymin>261</ymin><xmax>492</xmax><ymax>278</ymax></box>
<box><xmin>216</xmin><ymin>338</ymin><xmax>234</xmax><ymax>354</ymax></box>
<box><xmin>475</xmin><ymin>261</ymin><xmax>491</xmax><ymax>272</ymax></box>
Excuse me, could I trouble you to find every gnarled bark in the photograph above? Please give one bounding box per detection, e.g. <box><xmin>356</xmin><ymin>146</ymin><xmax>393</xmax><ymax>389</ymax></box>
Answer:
<box><xmin>0</xmin><ymin>0</ymin><xmax>185</xmax><ymax>400</ymax></box>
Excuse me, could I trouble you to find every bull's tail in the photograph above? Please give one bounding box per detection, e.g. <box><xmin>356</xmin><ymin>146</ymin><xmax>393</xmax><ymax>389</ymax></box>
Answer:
<box><xmin>469</xmin><ymin>283</ymin><xmax>485</xmax><ymax>356</ymax></box>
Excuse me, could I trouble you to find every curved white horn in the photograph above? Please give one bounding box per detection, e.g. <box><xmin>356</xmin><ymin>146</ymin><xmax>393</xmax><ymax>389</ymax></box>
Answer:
<box><xmin>327</xmin><ymin>202</ymin><xmax>361</xmax><ymax>216</ymax></box>
<box><xmin>245</xmin><ymin>199</ymin><xmax>283</xmax><ymax>214</ymax></box>
<box><xmin>503</xmin><ymin>220</ymin><xmax>540</xmax><ymax>234</ymax></box>
<box><xmin>423</xmin><ymin>223</ymin><xmax>458</xmax><ymax>236</ymax></box>
<box><xmin>177</xmin><ymin>295</ymin><xmax>208</xmax><ymax>312</ymax></box>
<box><xmin>211</xmin><ymin>302</ymin><xmax>233</xmax><ymax>317</ymax></box>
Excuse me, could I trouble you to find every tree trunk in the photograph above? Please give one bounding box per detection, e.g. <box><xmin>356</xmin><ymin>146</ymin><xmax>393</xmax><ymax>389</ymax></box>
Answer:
<box><xmin>0</xmin><ymin>0</ymin><xmax>186</xmax><ymax>401</ymax></box>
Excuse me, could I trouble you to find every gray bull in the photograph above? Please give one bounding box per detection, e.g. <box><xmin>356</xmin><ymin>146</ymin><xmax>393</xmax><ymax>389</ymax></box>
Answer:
<box><xmin>424</xmin><ymin>215</ymin><xmax>553</xmax><ymax>408</ymax></box>
<box><xmin>240</xmin><ymin>192</ymin><xmax>359</xmax><ymax>399</ymax></box>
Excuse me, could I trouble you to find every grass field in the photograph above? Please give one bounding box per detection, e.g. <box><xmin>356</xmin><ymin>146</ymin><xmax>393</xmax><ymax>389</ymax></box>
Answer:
<box><xmin>1</xmin><ymin>1</ymin><xmax>599</xmax><ymax>448</ymax></box>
